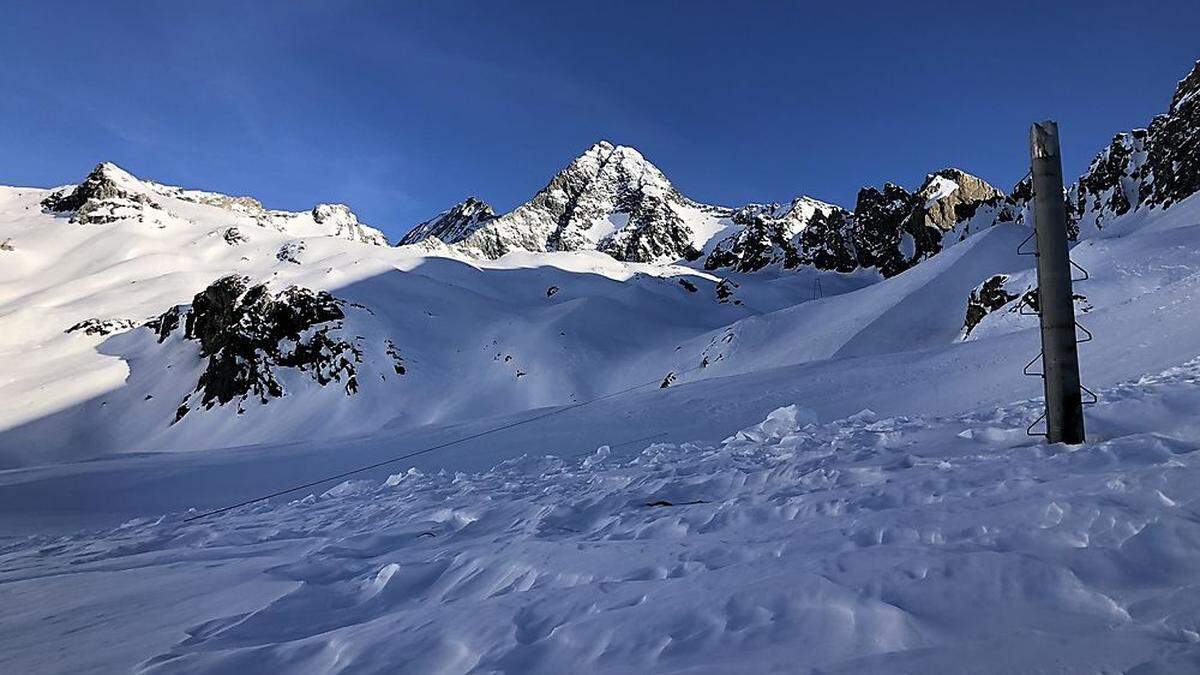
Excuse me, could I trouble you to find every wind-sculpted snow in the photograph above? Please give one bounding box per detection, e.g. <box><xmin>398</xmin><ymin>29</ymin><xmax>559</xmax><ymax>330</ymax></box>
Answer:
<box><xmin>6</xmin><ymin>361</ymin><xmax>1200</xmax><ymax>673</ymax></box>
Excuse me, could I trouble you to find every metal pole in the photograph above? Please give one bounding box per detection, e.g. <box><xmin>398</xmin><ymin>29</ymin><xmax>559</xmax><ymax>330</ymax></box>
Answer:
<box><xmin>1029</xmin><ymin>121</ymin><xmax>1085</xmax><ymax>443</ymax></box>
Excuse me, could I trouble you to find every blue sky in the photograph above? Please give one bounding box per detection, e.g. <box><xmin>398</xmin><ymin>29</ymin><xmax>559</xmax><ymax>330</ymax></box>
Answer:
<box><xmin>2</xmin><ymin>1</ymin><xmax>1198</xmax><ymax>240</ymax></box>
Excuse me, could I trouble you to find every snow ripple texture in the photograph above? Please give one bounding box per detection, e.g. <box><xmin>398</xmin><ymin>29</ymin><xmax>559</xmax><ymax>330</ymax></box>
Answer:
<box><xmin>5</xmin><ymin>360</ymin><xmax>1200</xmax><ymax>674</ymax></box>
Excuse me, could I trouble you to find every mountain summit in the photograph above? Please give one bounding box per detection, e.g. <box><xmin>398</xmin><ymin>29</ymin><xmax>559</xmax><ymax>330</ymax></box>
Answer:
<box><xmin>41</xmin><ymin>162</ymin><xmax>390</xmax><ymax>245</ymax></box>
<box><xmin>404</xmin><ymin>142</ymin><xmax>1010</xmax><ymax>277</ymax></box>
<box><xmin>398</xmin><ymin>197</ymin><xmax>496</xmax><ymax>246</ymax></box>
<box><xmin>412</xmin><ymin>141</ymin><xmax>728</xmax><ymax>263</ymax></box>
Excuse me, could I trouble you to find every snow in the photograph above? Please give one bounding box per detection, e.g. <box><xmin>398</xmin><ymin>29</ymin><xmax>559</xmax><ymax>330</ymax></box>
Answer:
<box><xmin>5</xmin><ymin>161</ymin><xmax>1200</xmax><ymax>672</ymax></box>
<box><xmin>5</xmin><ymin>360</ymin><xmax>1200</xmax><ymax>672</ymax></box>
<box><xmin>922</xmin><ymin>174</ymin><xmax>959</xmax><ymax>208</ymax></box>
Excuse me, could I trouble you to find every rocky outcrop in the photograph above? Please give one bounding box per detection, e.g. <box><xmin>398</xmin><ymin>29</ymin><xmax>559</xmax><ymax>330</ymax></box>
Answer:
<box><xmin>451</xmin><ymin>142</ymin><xmax>709</xmax><ymax>263</ymax></box>
<box><xmin>1140</xmin><ymin>61</ymin><xmax>1200</xmax><ymax>210</ymax></box>
<box><xmin>400</xmin><ymin>197</ymin><xmax>496</xmax><ymax>246</ymax></box>
<box><xmin>703</xmin><ymin>198</ymin><xmax>848</xmax><ymax>273</ymax></box>
<box><xmin>1066</xmin><ymin>61</ymin><xmax>1200</xmax><ymax>236</ymax></box>
<box><xmin>848</xmin><ymin>170</ymin><xmax>1003</xmax><ymax>277</ymax></box>
<box><xmin>222</xmin><ymin>227</ymin><xmax>247</xmax><ymax>245</ymax></box>
<box><xmin>960</xmin><ymin>272</ymin><xmax>1092</xmax><ymax>340</ymax></box>
<box><xmin>42</xmin><ymin>163</ymin><xmax>389</xmax><ymax>245</ymax></box>
<box><xmin>41</xmin><ymin>163</ymin><xmax>159</xmax><ymax>224</ymax></box>
<box><xmin>962</xmin><ymin>275</ymin><xmax>1019</xmax><ymax>338</ymax></box>
<box><xmin>276</xmin><ymin>241</ymin><xmax>306</xmax><ymax>264</ymax></box>
<box><xmin>65</xmin><ymin>318</ymin><xmax>139</xmax><ymax>337</ymax></box>
<box><xmin>145</xmin><ymin>276</ymin><xmax>367</xmax><ymax>421</ymax></box>
<box><xmin>703</xmin><ymin>169</ymin><xmax>1002</xmax><ymax>278</ymax></box>
<box><xmin>311</xmin><ymin>203</ymin><xmax>389</xmax><ymax>246</ymax></box>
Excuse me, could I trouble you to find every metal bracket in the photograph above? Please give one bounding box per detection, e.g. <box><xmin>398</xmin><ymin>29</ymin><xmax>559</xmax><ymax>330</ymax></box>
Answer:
<box><xmin>1024</xmin><ymin>351</ymin><xmax>1044</xmax><ymax>378</ymax></box>
<box><xmin>1026</xmin><ymin>411</ymin><xmax>1047</xmax><ymax>438</ymax></box>
<box><xmin>1017</xmin><ymin>231</ymin><xmax>1038</xmax><ymax>257</ymax></box>
<box><xmin>1075</xmin><ymin>321</ymin><xmax>1093</xmax><ymax>344</ymax></box>
<box><xmin>1081</xmin><ymin>384</ymin><xmax>1098</xmax><ymax>405</ymax></box>
<box><xmin>1070</xmin><ymin>259</ymin><xmax>1089</xmax><ymax>282</ymax></box>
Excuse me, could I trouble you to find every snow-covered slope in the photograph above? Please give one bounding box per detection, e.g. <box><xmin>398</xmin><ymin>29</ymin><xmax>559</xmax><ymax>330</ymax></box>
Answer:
<box><xmin>4</xmin><ymin>162</ymin><xmax>814</xmax><ymax>466</ymax></box>
<box><xmin>6</xmin><ymin>358</ymin><xmax>1200</xmax><ymax>673</ymax></box>
<box><xmin>3</xmin><ymin>56</ymin><xmax>1200</xmax><ymax>675</ymax></box>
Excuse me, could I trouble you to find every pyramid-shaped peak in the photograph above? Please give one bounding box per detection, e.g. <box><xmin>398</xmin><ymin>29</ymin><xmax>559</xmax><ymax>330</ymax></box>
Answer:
<box><xmin>398</xmin><ymin>196</ymin><xmax>498</xmax><ymax>246</ymax></box>
<box><xmin>917</xmin><ymin>168</ymin><xmax>1002</xmax><ymax>203</ymax></box>
<box><xmin>85</xmin><ymin>162</ymin><xmax>146</xmax><ymax>191</ymax></box>
<box><xmin>574</xmin><ymin>140</ymin><xmax>653</xmax><ymax>165</ymax></box>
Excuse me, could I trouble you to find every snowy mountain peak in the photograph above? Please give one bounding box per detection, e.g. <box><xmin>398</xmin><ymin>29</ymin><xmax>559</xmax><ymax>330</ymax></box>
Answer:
<box><xmin>448</xmin><ymin>141</ymin><xmax>712</xmax><ymax>263</ymax></box>
<box><xmin>914</xmin><ymin>168</ymin><xmax>1002</xmax><ymax>230</ymax></box>
<box><xmin>41</xmin><ymin>161</ymin><xmax>157</xmax><ymax>224</ymax></box>
<box><xmin>40</xmin><ymin>163</ymin><xmax>389</xmax><ymax>245</ymax></box>
<box><xmin>310</xmin><ymin>203</ymin><xmax>389</xmax><ymax>246</ymax></box>
<box><xmin>398</xmin><ymin>196</ymin><xmax>497</xmax><ymax>246</ymax></box>
<box><xmin>91</xmin><ymin>162</ymin><xmax>141</xmax><ymax>189</ymax></box>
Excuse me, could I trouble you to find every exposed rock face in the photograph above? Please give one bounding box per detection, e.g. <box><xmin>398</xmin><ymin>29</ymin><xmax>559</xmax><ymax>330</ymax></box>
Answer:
<box><xmin>410</xmin><ymin>143</ymin><xmax>1007</xmax><ymax>276</ymax></box>
<box><xmin>276</xmin><ymin>241</ymin><xmax>306</xmax><ymax>264</ymax></box>
<box><xmin>1066</xmin><ymin>61</ymin><xmax>1200</xmax><ymax>236</ymax></box>
<box><xmin>846</xmin><ymin>182</ymin><xmax>922</xmax><ymax>277</ymax></box>
<box><xmin>311</xmin><ymin>203</ymin><xmax>390</xmax><ymax>246</ymax></box>
<box><xmin>703</xmin><ymin>169</ymin><xmax>1001</xmax><ymax>278</ymax></box>
<box><xmin>962</xmin><ymin>275</ymin><xmax>1019</xmax><ymax>338</ymax></box>
<box><xmin>451</xmin><ymin>142</ymin><xmax>708</xmax><ymax>263</ymax></box>
<box><xmin>145</xmin><ymin>276</ymin><xmax>365</xmax><ymax>421</ymax></box>
<box><xmin>960</xmin><ymin>272</ymin><xmax>1092</xmax><ymax>341</ymax></box>
<box><xmin>1141</xmin><ymin>61</ymin><xmax>1200</xmax><ymax>209</ymax></box>
<box><xmin>41</xmin><ymin>163</ymin><xmax>158</xmax><ymax>224</ymax></box>
<box><xmin>704</xmin><ymin>198</ymin><xmax>848</xmax><ymax>273</ymax></box>
<box><xmin>222</xmin><ymin>227</ymin><xmax>247</xmax><ymax>245</ymax></box>
<box><xmin>848</xmin><ymin>170</ymin><xmax>1003</xmax><ymax>277</ymax></box>
<box><xmin>399</xmin><ymin>197</ymin><xmax>496</xmax><ymax>246</ymax></box>
<box><xmin>41</xmin><ymin>163</ymin><xmax>389</xmax><ymax>245</ymax></box>
<box><xmin>917</xmin><ymin>169</ymin><xmax>1004</xmax><ymax>231</ymax></box>
<box><xmin>65</xmin><ymin>318</ymin><xmax>139</xmax><ymax>337</ymax></box>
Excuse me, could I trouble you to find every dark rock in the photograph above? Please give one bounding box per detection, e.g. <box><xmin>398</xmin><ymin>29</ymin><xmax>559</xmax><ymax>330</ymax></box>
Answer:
<box><xmin>147</xmin><ymin>275</ymin><xmax>366</xmax><ymax>421</ymax></box>
<box><xmin>223</xmin><ymin>227</ymin><xmax>247</xmax><ymax>245</ymax></box>
<box><xmin>715</xmin><ymin>278</ymin><xmax>739</xmax><ymax>304</ymax></box>
<box><xmin>385</xmin><ymin>339</ymin><xmax>406</xmax><ymax>375</ymax></box>
<box><xmin>276</xmin><ymin>241</ymin><xmax>306</xmax><ymax>264</ymax></box>
<box><xmin>962</xmin><ymin>275</ymin><xmax>1018</xmax><ymax>338</ymax></box>
<box><xmin>40</xmin><ymin>163</ymin><xmax>157</xmax><ymax>224</ymax></box>
<box><xmin>65</xmin><ymin>318</ymin><xmax>139</xmax><ymax>337</ymax></box>
<box><xmin>399</xmin><ymin>197</ymin><xmax>497</xmax><ymax>246</ymax></box>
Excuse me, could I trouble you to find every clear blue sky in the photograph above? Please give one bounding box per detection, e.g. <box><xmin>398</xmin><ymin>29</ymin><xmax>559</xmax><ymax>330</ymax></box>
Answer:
<box><xmin>2</xmin><ymin>1</ymin><xmax>1197</xmax><ymax>240</ymax></box>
